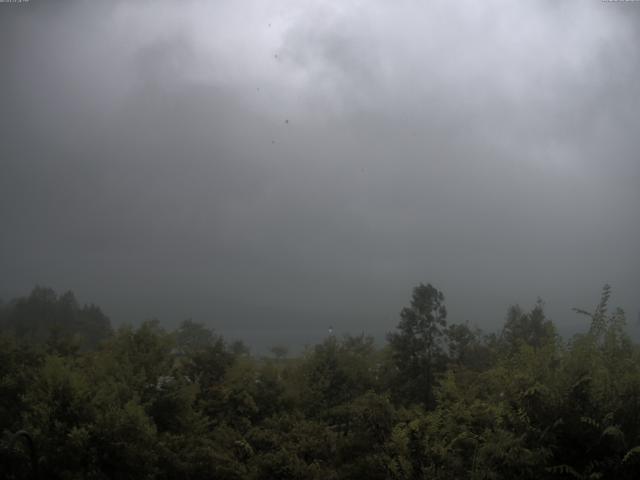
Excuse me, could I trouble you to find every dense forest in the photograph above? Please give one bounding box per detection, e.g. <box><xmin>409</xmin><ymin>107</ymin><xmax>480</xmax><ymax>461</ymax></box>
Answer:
<box><xmin>1</xmin><ymin>284</ymin><xmax>640</xmax><ymax>479</ymax></box>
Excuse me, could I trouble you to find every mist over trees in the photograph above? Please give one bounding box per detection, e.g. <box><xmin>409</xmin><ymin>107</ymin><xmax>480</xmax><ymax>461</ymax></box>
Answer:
<box><xmin>0</xmin><ymin>287</ymin><xmax>112</xmax><ymax>350</ymax></box>
<box><xmin>1</xmin><ymin>284</ymin><xmax>640</xmax><ymax>479</ymax></box>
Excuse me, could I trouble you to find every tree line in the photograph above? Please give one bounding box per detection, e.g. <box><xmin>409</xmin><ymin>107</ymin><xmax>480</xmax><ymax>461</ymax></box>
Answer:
<box><xmin>1</xmin><ymin>284</ymin><xmax>639</xmax><ymax>479</ymax></box>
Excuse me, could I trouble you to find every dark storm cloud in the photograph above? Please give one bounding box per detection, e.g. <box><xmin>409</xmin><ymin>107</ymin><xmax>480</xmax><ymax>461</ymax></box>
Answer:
<box><xmin>1</xmin><ymin>0</ymin><xmax>639</xmax><ymax>349</ymax></box>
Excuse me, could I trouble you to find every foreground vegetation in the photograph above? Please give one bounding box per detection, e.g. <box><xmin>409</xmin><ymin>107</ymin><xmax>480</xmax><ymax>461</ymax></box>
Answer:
<box><xmin>1</xmin><ymin>284</ymin><xmax>640</xmax><ymax>479</ymax></box>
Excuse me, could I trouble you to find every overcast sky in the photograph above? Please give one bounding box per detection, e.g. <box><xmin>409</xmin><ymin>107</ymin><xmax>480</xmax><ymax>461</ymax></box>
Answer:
<box><xmin>1</xmin><ymin>0</ymin><xmax>639</xmax><ymax>349</ymax></box>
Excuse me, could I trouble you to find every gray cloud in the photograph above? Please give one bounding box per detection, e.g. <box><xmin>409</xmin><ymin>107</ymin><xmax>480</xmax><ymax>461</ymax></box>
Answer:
<box><xmin>1</xmin><ymin>0</ymin><xmax>639</xmax><ymax>349</ymax></box>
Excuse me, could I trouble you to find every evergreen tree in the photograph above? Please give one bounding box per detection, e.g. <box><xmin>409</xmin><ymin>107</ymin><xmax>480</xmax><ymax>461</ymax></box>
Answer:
<box><xmin>388</xmin><ymin>283</ymin><xmax>448</xmax><ymax>408</ymax></box>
